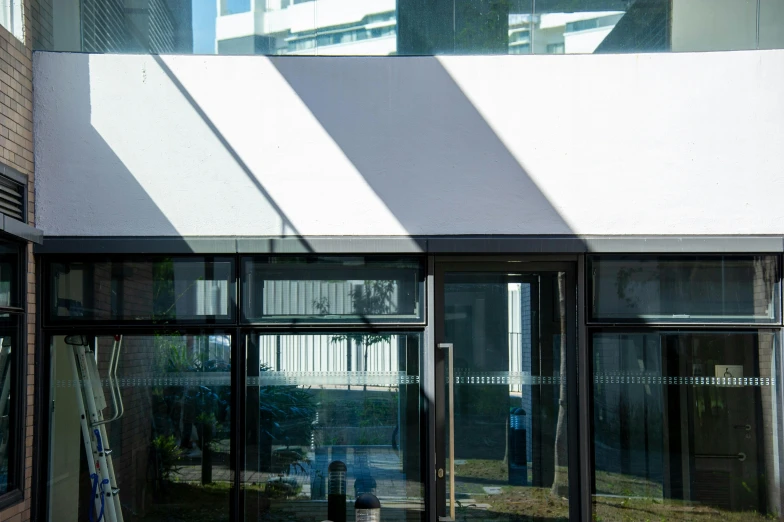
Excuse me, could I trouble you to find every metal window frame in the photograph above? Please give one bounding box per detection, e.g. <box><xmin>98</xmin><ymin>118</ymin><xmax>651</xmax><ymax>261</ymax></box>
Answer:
<box><xmin>0</xmin><ymin>238</ymin><xmax>29</xmax><ymax>511</ymax></box>
<box><xmin>37</xmin><ymin>251</ymin><xmax>431</xmax><ymax>522</ymax></box>
<box><xmin>33</xmin><ymin>249</ymin><xmax>784</xmax><ymax>521</ymax></box>
<box><xmin>584</xmin><ymin>294</ymin><xmax>784</xmax><ymax>520</ymax></box>
<box><xmin>42</xmin><ymin>253</ymin><xmax>239</xmax><ymax>327</ymax></box>
<box><xmin>586</xmin><ymin>253</ymin><xmax>783</xmax><ymax>327</ymax></box>
<box><xmin>238</xmin><ymin>254</ymin><xmax>427</xmax><ymax>326</ymax></box>
<box><xmin>431</xmin><ymin>257</ymin><xmax>583</xmax><ymax>521</ymax></box>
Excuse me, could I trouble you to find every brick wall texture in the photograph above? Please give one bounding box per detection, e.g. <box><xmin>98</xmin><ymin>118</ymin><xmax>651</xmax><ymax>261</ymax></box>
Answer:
<box><xmin>0</xmin><ymin>1</ymin><xmax>40</xmax><ymax>520</ymax></box>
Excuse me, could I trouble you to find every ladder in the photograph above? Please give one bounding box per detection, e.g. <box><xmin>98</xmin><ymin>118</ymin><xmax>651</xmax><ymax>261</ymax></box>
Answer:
<box><xmin>66</xmin><ymin>335</ymin><xmax>125</xmax><ymax>522</ymax></box>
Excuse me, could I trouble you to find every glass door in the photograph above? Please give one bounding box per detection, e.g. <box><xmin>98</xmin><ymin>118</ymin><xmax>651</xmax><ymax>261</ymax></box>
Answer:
<box><xmin>435</xmin><ymin>262</ymin><xmax>577</xmax><ymax>521</ymax></box>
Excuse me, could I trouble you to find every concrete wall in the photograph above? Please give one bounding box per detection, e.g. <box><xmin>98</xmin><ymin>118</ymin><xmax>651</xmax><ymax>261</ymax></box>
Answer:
<box><xmin>0</xmin><ymin>3</ymin><xmax>37</xmax><ymax>520</ymax></box>
<box><xmin>33</xmin><ymin>50</ymin><xmax>784</xmax><ymax>238</ymax></box>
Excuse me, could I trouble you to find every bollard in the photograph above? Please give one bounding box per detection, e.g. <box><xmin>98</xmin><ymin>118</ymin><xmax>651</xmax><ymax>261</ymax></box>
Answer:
<box><xmin>327</xmin><ymin>461</ymin><xmax>347</xmax><ymax>522</ymax></box>
<box><xmin>508</xmin><ymin>407</ymin><xmax>528</xmax><ymax>486</ymax></box>
<box><xmin>354</xmin><ymin>476</ymin><xmax>377</xmax><ymax>498</ymax></box>
<box><xmin>355</xmin><ymin>493</ymin><xmax>381</xmax><ymax>522</ymax></box>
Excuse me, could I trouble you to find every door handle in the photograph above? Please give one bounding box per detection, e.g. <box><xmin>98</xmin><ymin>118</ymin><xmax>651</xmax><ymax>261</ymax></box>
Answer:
<box><xmin>695</xmin><ymin>452</ymin><xmax>747</xmax><ymax>462</ymax></box>
<box><xmin>439</xmin><ymin>343</ymin><xmax>455</xmax><ymax>521</ymax></box>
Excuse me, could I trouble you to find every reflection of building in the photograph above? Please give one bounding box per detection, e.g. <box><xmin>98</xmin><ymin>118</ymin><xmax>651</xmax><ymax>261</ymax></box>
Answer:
<box><xmin>48</xmin><ymin>0</ymin><xmax>193</xmax><ymax>53</ymax></box>
<box><xmin>215</xmin><ymin>1</ymin><xmax>626</xmax><ymax>55</ymax></box>
<box><xmin>216</xmin><ymin>0</ymin><xmax>397</xmax><ymax>55</ymax></box>
<box><xmin>509</xmin><ymin>12</ymin><xmax>624</xmax><ymax>54</ymax></box>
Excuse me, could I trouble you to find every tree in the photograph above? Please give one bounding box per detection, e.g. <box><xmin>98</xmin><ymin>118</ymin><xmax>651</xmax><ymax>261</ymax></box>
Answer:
<box><xmin>551</xmin><ymin>272</ymin><xmax>569</xmax><ymax>497</ymax></box>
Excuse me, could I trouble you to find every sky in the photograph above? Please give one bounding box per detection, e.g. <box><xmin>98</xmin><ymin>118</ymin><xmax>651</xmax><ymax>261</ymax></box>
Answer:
<box><xmin>192</xmin><ymin>1</ymin><xmax>217</xmax><ymax>54</ymax></box>
<box><xmin>193</xmin><ymin>0</ymin><xmax>253</xmax><ymax>53</ymax></box>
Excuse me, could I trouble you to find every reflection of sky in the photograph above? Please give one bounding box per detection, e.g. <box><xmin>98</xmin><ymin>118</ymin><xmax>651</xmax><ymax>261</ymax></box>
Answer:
<box><xmin>193</xmin><ymin>0</ymin><xmax>251</xmax><ymax>54</ymax></box>
<box><xmin>192</xmin><ymin>1</ymin><xmax>216</xmax><ymax>54</ymax></box>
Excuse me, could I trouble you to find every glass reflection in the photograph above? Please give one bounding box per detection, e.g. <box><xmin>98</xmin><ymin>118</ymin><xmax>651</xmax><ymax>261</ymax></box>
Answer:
<box><xmin>39</xmin><ymin>0</ymin><xmax>784</xmax><ymax>55</ymax></box>
<box><xmin>48</xmin><ymin>334</ymin><xmax>232</xmax><ymax>522</ymax></box>
<box><xmin>242</xmin><ymin>256</ymin><xmax>423</xmax><ymax>324</ymax></box>
<box><xmin>593</xmin><ymin>331</ymin><xmax>783</xmax><ymax>521</ymax></box>
<box><xmin>590</xmin><ymin>256</ymin><xmax>780</xmax><ymax>323</ymax></box>
<box><xmin>50</xmin><ymin>258</ymin><xmax>235</xmax><ymax>324</ymax></box>
<box><xmin>244</xmin><ymin>332</ymin><xmax>423</xmax><ymax>521</ymax></box>
<box><xmin>0</xmin><ymin>320</ymin><xmax>14</xmax><ymax>495</ymax></box>
<box><xmin>443</xmin><ymin>272</ymin><xmax>570</xmax><ymax>520</ymax></box>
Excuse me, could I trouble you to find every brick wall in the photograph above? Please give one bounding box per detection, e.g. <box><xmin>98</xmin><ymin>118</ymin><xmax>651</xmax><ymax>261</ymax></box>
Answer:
<box><xmin>0</xmin><ymin>1</ymin><xmax>36</xmax><ymax>521</ymax></box>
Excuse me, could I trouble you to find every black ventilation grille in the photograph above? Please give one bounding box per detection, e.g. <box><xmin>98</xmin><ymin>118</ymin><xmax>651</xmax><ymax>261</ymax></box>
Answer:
<box><xmin>0</xmin><ymin>176</ymin><xmax>24</xmax><ymax>222</ymax></box>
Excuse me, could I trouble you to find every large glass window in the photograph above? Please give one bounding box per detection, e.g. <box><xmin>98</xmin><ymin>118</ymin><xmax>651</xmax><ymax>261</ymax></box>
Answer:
<box><xmin>0</xmin><ymin>240</ymin><xmax>23</xmax><ymax>501</ymax></box>
<box><xmin>0</xmin><ymin>316</ymin><xmax>19</xmax><ymax>497</ymax></box>
<box><xmin>592</xmin><ymin>331</ymin><xmax>783</xmax><ymax>521</ymax></box>
<box><xmin>242</xmin><ymin>256</ymin><xmax>424</xmax><ymax>324</ymax></box>
<box><xmin>243</xmin><ymin>331</ymin><xmax>423</xmax><ymax>521</ymax></box>
<box><xmin>590</xmin><ymin>256</ymin><xmax>780</xmax><ymax>324</ymax></box>
<box><xmin>441</xmin><ymin>270</ymin><xmax>572</xmax><ymax>520</ymax></box>
<box><xmin>38</xmin><ymin>0</ymin><xmax>784</xmax><ymax>55</ymax></box>
<box><xmin>47</xmin><ymin>333</ymin><xmax>232</xmax><ymax>522</ymax></box>
<box><xmin>49</xmin><ymin>257</ymin><xmax>236</xmax><ymax>324</ymax></box>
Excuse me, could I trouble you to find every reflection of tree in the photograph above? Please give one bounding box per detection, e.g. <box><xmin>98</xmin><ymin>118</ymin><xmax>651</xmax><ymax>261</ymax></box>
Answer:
<box><xmin>315</xmin><ymin>280</ymin><xmax>396</xmax><ymax>388</ymax></box>
<box><xmin>152</xmin><ymin>259</ymin><xmax>205</xmax><ymax>321</ymax></box>
<box><xmin>258</xmin><ymin>364</ymin><xmax>317</xmax><ymax>473</ymax></box>
<box><xmin>455</xmin><ymin>0</ymin><xmax>509</xmax><ymax>53</ymax></box>
<box><xmin>152</xmin><ymin>335</ymin><xmax>229</xmax><ymax>485</ymax></box>
<box><xmin>551</xmin><ymin>273</ymin><xmax>568</xmax><ymax>497</ymax></box>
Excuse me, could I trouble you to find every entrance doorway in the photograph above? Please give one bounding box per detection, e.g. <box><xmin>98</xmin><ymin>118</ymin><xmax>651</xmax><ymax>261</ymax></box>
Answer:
<box><xmin>434</xmin><ymin>261</ymin><xmax>578</xmax><ymax>521</ymax></box>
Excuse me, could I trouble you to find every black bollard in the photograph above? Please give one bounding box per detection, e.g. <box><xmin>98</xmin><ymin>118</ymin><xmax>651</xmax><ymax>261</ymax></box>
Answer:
<box><xmin>327</xmin><ymin>461</ymin><xmax>347</xmax><ymax>522</ymax></box>
<box><xmin>355</xmin><ymin>493</ymin><xmax>381</xmax><ymax>522</ymax></box>
<box><xmin>508</xmin><ymin>408</ymin><xmax>528</xmax><ymax>486</ymax></box>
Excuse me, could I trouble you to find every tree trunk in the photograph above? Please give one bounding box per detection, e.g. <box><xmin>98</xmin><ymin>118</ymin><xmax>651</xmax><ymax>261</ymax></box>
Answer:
<box><xmin>551</xmin><ymin>272</ymin><xmax>569</xmax><ymax>497</ymax></box>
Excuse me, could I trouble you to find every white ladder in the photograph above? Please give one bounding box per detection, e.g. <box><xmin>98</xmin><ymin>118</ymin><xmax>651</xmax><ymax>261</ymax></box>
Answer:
<box><xmin>67</xmin><ymin>335</ymin><xmax>125</xmax><ymax>522</ymax></box>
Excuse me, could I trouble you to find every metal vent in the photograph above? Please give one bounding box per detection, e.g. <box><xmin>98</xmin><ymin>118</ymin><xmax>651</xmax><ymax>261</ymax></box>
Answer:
<box><xmin>0</xmin><ymin>176</ymin><xmax>24</xmax><ymax>222</ymax></box>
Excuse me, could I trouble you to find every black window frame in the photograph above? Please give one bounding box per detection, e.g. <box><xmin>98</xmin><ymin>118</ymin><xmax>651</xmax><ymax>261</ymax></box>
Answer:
<box><xmin>0</xmin><ymin>237</ymin><xmax>27</xmax><ymax>510</ymax></box>
<box><xmin>44</xmin><ymin>254</ymin><xmax>238</xmax><ymax>326</ymax></box>
<box><xmin>587</xmin><ymin>254</ymin><xmax>782</xmax><ymax>326</ymax></box>
<box><xmin>240</xmin><ymin>255</ymin><xmax>426</xmax><ymax>325</ymax></box>
<box><xmin>38</xmin><ymin>252</ymin><xmax>429</xmax><ymax>522</ymax></box>
<box><xmin>585</xmin><ymin>251</ymin><xmax>784</xmax><ymax>520</ymax></box>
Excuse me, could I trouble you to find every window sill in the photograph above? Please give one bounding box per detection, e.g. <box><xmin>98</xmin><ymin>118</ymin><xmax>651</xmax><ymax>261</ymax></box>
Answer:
<box><xmin>0</xmin><ymin>489</ymin><xmax>24</xmax><ymax>512</ymax></box>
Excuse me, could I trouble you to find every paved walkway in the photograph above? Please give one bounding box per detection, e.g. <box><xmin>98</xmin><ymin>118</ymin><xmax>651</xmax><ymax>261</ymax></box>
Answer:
<box><xmin>175</xmin><ymin>445</ymin><xmax>419</xmax><ymax>502</ymax></box>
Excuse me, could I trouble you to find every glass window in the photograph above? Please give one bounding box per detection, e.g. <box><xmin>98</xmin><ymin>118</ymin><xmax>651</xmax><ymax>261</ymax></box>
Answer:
<box><xmin>244</xmin><ymin>331</ymin><xmax>423</xmax><ymax>520</ymax></box>
<box><xmin>48</xmin><ymin>333</ymin><xmax>232</xmax><ymax>521</ymax></box>
<box><xmin>590</xmin><ymin>256</ymin><xmax>780</xmax><ymax>323</ymax></box>
<box><xmin>241</xmin><ymin>256</ymin><xmax>424</xmax><ymax>324</ymax></box>
<box><xmin>442</xmin><ymin>271</ymin><xmax>572</xmax><ymax>518</ymax></box>
<box><xmin>0</xmin><ymin>0</ymin><xmax>24</xmax><ymax>42</ymax></box>
<box><xmin>0</xmin><ymin>244</ymin><xmax>20</xmax><ymax>309</ymax></box>
<box><xmin>0</xmin><ymin>317</ymin><xmax>18</xmax><ymax>496</ymax></box>
<box><xmin>592</xmin><ymin>331</ymin><xmax>783</xmax><ymax>521</ymax></box>
<box><xmin>38</xmin><ymin>0</ymin><xmax>784</xmax><ymax>55</ymax></box>
<box><xmin>49</xmin><ymin>257</ymin><xmax>236</xmax><ymax>324</ymax></box>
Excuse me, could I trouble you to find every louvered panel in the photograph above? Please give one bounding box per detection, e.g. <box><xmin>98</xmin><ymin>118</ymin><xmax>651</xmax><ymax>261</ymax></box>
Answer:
<box><xmin>0</xmin><ymin>176</ymin><xmax>24</xmax><ymax>221</ymax></box>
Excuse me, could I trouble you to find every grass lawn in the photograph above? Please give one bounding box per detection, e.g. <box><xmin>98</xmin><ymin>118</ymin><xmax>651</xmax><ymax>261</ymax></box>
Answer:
<box><xmin>128</xmin><ymin>460</ymin><xmax>783</xmax><ymax>521</ymax></box>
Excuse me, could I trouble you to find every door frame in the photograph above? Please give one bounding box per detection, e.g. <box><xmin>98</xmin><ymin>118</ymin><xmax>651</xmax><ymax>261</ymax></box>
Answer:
<box><xmin>430</xmin><ymin>256</ymin><xmax>584</xmax><ymax>521</ymax></box>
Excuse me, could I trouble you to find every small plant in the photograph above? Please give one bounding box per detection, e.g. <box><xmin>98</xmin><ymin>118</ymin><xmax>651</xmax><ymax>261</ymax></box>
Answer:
<box><xmin>152</xmin><ymin>434</ymin><xmax>183</xmax><ymax>481</ymax></box>
<box><xmin>265</xmin><ymin>476</ymin><xmax>302</xmax><ymax>499</ymax></box>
